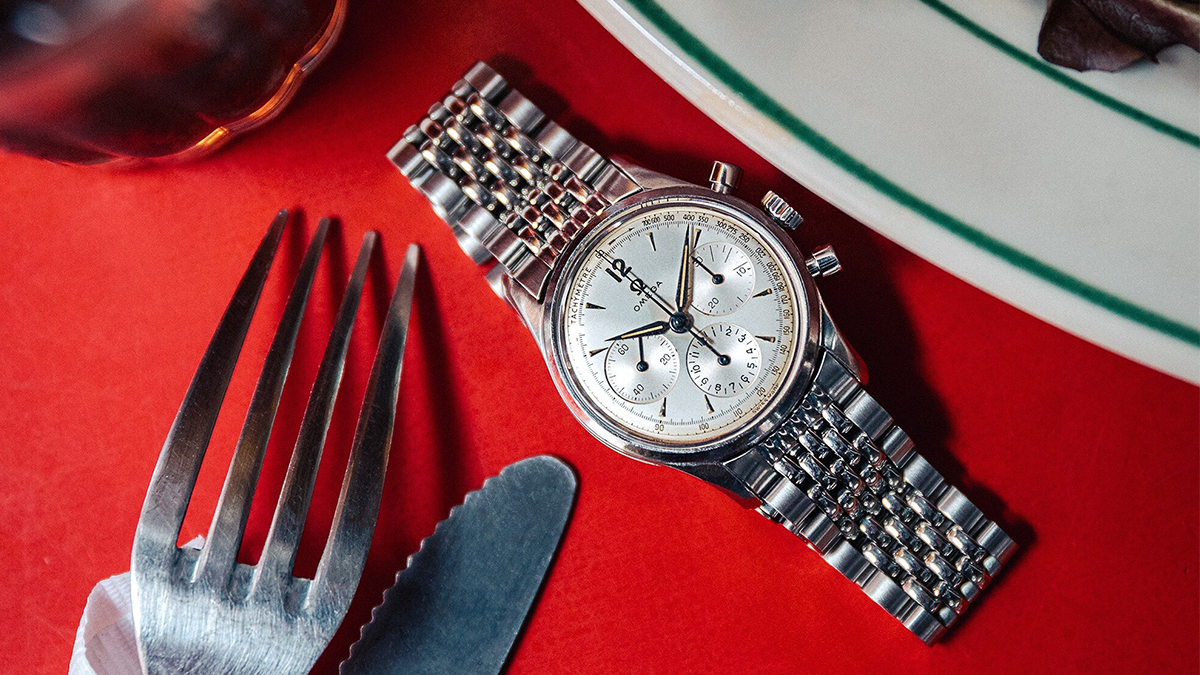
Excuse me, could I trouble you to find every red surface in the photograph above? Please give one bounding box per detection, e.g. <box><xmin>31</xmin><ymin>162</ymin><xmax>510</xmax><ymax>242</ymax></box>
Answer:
<box><xmin>1</xmin><ymin>1</ymin><xmax>1196</xmax><ymax>673</ymax></box>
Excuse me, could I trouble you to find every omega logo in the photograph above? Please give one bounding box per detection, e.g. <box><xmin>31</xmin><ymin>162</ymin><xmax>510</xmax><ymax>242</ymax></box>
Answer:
<box><xmin>631</xmin><ymin>281</ymin><xmax>662</xmax><ymax>311</ymax></box>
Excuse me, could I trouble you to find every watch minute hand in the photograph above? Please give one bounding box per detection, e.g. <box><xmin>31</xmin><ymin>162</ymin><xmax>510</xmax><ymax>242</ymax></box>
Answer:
<box><xmin>675</xmin><ymin>226</ymin><xmax>695</xmax><ymax>312</ymax></box>
<box><xmin>606</xmin><ymin>320</ymin><xmax>669</xmax><ymax>342</ymax></box>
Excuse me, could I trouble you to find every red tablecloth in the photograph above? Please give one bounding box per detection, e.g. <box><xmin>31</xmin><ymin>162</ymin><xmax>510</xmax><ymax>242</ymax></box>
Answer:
<box><xmin>2</xmin><ymin>1</ymin><xmax>1196</xmax><ymax>673</ymax></box>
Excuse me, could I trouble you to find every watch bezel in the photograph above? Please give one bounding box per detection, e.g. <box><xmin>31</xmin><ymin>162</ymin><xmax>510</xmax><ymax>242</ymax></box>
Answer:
<box><xmin>541</xmin><ymin>186</ymin><xmax>822</xmax><ymax>468</ymax></box>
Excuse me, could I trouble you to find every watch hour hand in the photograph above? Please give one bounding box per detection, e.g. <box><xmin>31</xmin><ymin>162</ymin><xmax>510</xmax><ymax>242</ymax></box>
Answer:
<box><xmin>606</xmin><ymin>320</ymin><xmax>669</xmax><ymax>342</ymax></box>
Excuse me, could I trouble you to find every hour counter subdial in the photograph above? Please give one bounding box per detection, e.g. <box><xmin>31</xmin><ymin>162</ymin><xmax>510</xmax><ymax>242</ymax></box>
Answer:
<box><xmin>604</xmin><ymin>334</ymin><xmax>680</xmax><ymax>404</ymax></box>
<box><xmin>692</xmin><ymin>242</ymin><xmax>755</xmax><ymax>316</ymax></box>
<box><xmin>686</xmin><ymin>323</ymin><xmax>761</xmax><ymax>397</ymax></box>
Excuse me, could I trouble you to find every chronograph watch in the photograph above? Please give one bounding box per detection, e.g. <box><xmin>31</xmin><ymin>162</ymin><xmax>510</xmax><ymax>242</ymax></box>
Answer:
<box><xmin>388</xmin><ymin>63</ymin><xmax>1014</xmax><ymax>644</ymax></box>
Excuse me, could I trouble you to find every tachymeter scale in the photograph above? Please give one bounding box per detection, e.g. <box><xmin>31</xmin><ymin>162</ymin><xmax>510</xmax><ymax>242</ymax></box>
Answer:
<box><xmin>558</xmin><ymin>199</ymin><xmax>802</xmax><ymax>446</ymax></box>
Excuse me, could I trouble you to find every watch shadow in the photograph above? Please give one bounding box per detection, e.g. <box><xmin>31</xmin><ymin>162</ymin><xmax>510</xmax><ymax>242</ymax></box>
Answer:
<box><xmin>297</xmin><ymin>39</ymin><xmax>1031</xmax><ymax>653</ymax></box>
<box><xmin>482</xmin><ymin>60</ymin><xmax>1035</xmax><ymax>617</ymax></box>
<box><xmin>492</xmin><ymin>50</ymin><xmax>1033</xmax><ymax>535</ymax></box>
<box><xmin>623</xmin><ymin>143</ymin><xmax>1035</xmax><ymax>643</ymax></box>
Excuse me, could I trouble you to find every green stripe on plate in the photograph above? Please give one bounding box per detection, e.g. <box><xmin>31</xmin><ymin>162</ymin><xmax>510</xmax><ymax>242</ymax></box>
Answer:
<box><xmin>917</xmin><ymin>0</ymin><xmax>1200</xmax><ymax>148</ymax></box>
<box><xmin>620</xmin><ymin>0</ymin><xmax>1200</xmax><ymax>346</ymax></box>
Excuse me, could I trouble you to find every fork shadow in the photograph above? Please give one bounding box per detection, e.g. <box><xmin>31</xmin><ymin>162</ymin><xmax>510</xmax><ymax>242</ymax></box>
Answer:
<box><xmin>235</xmin><ymin>212</ymin><xmax>349</xmax><ymax>566</ymax></box>
<box><xmin>310</xmin><ymin>236</ymin><xmax>475</xmax><ymax>672</ymax></box>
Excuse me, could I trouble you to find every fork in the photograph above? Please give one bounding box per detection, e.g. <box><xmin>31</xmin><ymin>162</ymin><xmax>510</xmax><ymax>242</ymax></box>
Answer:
<box><xmin>131</xmin><ymin>210</ymin><xmax>419</xmax><ymax>675</ymax></box>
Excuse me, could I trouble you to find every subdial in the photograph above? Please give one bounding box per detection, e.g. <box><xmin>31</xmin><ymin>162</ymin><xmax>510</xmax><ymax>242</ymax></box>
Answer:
<box><xmin>692</xmin><ymin>242</ymin><xmax>755</xmax><ymax>316</ymax></box>
<box><xmin>686</xmin><ymin>323</ymin><xmax>762</xmax><ymax>397</ymax></box>
<box><xmin>604</xmin><ymin>334</ymin><xmax>680</xmax><ymax>404</ymax></box>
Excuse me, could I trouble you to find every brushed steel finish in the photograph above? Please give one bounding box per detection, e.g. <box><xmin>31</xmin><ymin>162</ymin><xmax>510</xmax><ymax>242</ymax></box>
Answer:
<box><xmin>341</xmin><ymin>455</ymin><xmax>577</xmax><ymax>675</ymax></box>
<box><xmin>131</xmin><ymin>211</ymin><xmax>421</xmax><ymax>675</ymax></box>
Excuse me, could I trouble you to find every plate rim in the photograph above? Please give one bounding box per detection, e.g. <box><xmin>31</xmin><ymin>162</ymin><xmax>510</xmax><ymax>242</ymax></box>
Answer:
<box><xmin>579</xmin><ymin>0</ymin><xmax>1200</xmax><ymax>383</ymax></box>
<box><xmin>917</xmin><ymin>0</ymin><xmax>1199</xmax><ymax>146</ymax></box>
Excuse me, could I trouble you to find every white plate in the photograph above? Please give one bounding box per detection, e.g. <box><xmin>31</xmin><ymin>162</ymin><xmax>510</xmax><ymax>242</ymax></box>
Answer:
<box><xmin>577</xmin><ymin>0</ymin><xmax>1200</xmax><ymax>383</ymax></box>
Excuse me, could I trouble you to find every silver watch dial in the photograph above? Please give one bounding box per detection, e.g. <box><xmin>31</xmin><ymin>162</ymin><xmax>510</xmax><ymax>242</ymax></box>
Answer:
<box><xmin>555</xmin><ymin>197</ymin><xmax>803</xmax><ymax>447</ymax></box>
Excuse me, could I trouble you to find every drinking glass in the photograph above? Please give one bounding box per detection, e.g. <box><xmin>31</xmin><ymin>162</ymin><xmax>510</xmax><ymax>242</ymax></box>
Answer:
<box><xmin>0</xmin><ymin>0</ymin><xmax>345</xmax><ymax>165</ymax></box>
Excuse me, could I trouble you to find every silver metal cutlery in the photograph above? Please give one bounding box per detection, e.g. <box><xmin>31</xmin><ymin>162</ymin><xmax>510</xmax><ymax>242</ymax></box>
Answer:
<box><xmin>130</xmin><ymin>209</ymin><xmax>420</xmax><ymax>675</ymax></box>
<box><xmin>340</xmin><ymin>455</ymin><xmax>577</xmax><ymax>675</ymax></box>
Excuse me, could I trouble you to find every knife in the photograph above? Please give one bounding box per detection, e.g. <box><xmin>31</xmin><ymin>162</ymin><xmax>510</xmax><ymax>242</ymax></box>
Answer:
<box><xmin>340</xmin><ymin>455</ymin><xmax>577</xmax><ymax>675</ymax></box>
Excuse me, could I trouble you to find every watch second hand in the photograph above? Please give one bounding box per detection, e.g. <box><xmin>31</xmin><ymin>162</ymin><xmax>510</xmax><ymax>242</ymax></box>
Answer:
<box><xmin>694</xmin><ymin>256</ymin><xmax>723</xmax><ymax>284</ymax></box>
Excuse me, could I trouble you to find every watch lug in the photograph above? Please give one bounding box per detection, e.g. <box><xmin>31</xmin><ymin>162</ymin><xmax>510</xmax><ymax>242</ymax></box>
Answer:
<box><xmin>674</xmin><ymin>462</ymin><xmax>756</xmax><ymax>500</ymax></box>
<box><xmin>494</xmin><ymin>271</ymin><xmax>547</xmax><ymax>352</ymax></box>
<box><xmin>818</xmin><ymin>295</ymin><xmax>868</xmax><ymax>385</ymax></box>
<box><xmin>610</xmin><ymin>156</ymin><xmax>697</xmax><ymax>191</ymax></box>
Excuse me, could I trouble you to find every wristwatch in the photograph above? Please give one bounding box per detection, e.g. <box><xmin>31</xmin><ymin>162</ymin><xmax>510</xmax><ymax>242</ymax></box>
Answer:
<box><xmin>387</xmin><ymin>62</ymin><xmax>1015</xmax><ymax>644</ymax></box>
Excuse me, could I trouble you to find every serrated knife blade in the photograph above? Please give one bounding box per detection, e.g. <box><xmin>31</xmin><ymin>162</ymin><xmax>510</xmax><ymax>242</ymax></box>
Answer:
<box><xmin>340</xmin><ymin>455</ymin><xmax>577</xmax><ymax>675</ymax></box>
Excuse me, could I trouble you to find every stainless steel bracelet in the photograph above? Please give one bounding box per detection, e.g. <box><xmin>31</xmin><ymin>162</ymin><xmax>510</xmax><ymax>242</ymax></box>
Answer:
<box><xmin>391</xmin><ymin>61</ymin><xmax>1014</xmax><ymax>645</ymax></box>
<box><xmin>724</xmin><ymin>351</ymin><xmax>1016</xmax><ymax>644</ymax></box>
<box><xmin>387</xmin><ymin>62</ymin><xmax>639</xmax><ymax>300</ymax></box>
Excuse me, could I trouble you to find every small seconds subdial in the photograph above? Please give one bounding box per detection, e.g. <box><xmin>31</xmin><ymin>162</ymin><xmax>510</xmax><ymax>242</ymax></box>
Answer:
<box><xmin>604</xmin><ymin>334</ymin><xmax>680</xmax><ymax>404</ymax></box>
<box><xmin>686</xmin><ymin>323</ymin><xmax>762</xmax><ymax>397</ymax></box>
<box><xmin>693</xmin><ymin>242</ymin><xmax>755</xmax><ymax>316</ymax></box>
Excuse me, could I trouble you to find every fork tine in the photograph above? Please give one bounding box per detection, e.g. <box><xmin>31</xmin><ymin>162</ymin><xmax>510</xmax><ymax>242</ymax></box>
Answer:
<box><xmin>310</xmin><ymin>243</ymin><xmax>419</xmax><ymax>608</ymax></box>
<box><xmin>133</xmin><ymin>210</ymin><xmax>288</xmax><ymax>562</ymax></box>
<box><xmin>194</xmin><ymin>218</ymin><xmax>330</xmax><ymax>585</ymax></box>
<box><xmin>254</xmin><ymin>231</ymin><xmax>376</xmax><ymax>588</ymax></box>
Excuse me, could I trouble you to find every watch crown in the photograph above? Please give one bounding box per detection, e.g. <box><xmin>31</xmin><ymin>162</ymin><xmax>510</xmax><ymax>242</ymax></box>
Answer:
<box><xmin>805</xmin><ymin>244</ymin><xmax>841</xmax><ymax>278</ymax></box>
<box><xmin>762</xmin><ymin>191</ymin><xmax>803</xmax><ymax>230</ymax></box>
<box><xmin>709</xmin><ymin>161</ymin><xmax>742</xmax><ymax>194</ymax></box>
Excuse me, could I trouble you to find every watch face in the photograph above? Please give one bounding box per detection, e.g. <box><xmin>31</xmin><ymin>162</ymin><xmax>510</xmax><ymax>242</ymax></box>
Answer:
<box><xmin>552</xmin><ymin>193</ymin><xmax>809</xmax><ymax>451</ymax></box>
